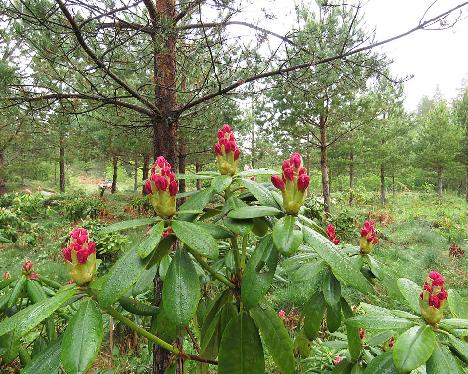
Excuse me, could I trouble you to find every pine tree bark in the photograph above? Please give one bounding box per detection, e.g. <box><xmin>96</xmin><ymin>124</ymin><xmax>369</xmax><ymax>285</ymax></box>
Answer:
<box><xmin>348</xmin><ymin>151</ymin><xmax>354</xmax><ymax>206</ymax></box>
<box><xmin>380</xmin><ymin>163</ymin><xmax>385</xmax><ymax>205</ymax></box>
<box><xmin>319</xmin><ymin>114</ymin><xmax>331</xmax><ymax>214</ymax></box>
<box><xmin>195</xmin><ymin>161</ymin><xmax>202</xmax><ymax>190</ymax></box>
<box><xmin>0</xmin><ymin>149</ymin><xmax>6</xmax><ymax>195</ymax></box>
<box><xmin>111</xmin><ymin>156</ymin><xmax>118</xmax><ymax>193</ymax></box>
<box><xmin>59</xmin><ymin>134</ymin><xmax>65</xmax><ymax>192</ymax></box>
<box><xmin>134</xmin><ymin>156</ymin><xmax>139</xmax><ymax>192</ymax></box>
<box><xmin>437</xmin><ymin>166</ymin><xmax>443</xmax><ymax>196</ymax></box>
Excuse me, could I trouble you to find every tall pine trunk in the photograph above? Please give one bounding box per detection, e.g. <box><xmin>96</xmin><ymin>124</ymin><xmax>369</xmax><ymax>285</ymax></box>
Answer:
<box><xmin>0</xmin><ymin>149</ymin><xmax>6</xmax><ymax>195</ymax></box>
<box><xmin>134</xmin><ymin>156</ymin><xmax>139</xmax><ymax>192</ymax></box>
<box><xmin>319</xmin><ymin>115</ymin><xmax>330</xmax><ymax>214</ymax></box>
<box><xmin>142</xmin><ymin>154</ymin><xmax>150</xmax><ymax>195</ymax></box>
<box><xmin>111</xmin><ymin>156</ymin><xmax>118</xmax><ymax>193</ymax></box>
<box><xmin>196</xmin><ymin>161</ymin><xmax>202</xmax><ymax>190</ymax></box>
<box><xmin>348</xmin><ymin>151</ymin><xmax>354</xmax><ymax>206</ymax></box>
<box><xmin>59</xmin><ymin>134</ymin><xmax>65</xmax><ymax>192</ymax></box>
<box><xmin>380</xmin><ymin>163</ymin><xmax>385</xmax><ymax>205</ymax></box>
<box><xmin>437</xmin><ymin>167</ymin><xmax>443</xmax><ymax>197</ymax></box>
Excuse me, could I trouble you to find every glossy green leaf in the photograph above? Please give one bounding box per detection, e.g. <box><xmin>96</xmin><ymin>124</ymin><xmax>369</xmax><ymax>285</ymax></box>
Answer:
<box><xmin>218</xmin><ymin>312</ymin><xmax>265</xmax><ymax>374</ymax></box>
<box><xmin>61</xmin><ymin>299</ymin><xmax>103</xmax><ymax>374</ymax></box>
<box><xmin>252</xmin><ymin>217</ymin><xmax>270</xmax><ymax>237</ymax></box>
<box><xmin>447</xmin><ymin>289</ymin><xmax>468</xmax><ymax>319</ymax></box>
<box><xmin>241</xmin><ymin>179</ymin><xmax>280</xmax><ymax>208</ymax></box>
<box><xmin>224</xmin><ymin>217</ymin><xmax>253</xmax><ymax>236</ymax></box>
<box><xmin>250</xmin><ymin>305</ymin><xmax>295</xmax><ymax>374</ymax></box>
<box><xmin>303</xmin><ymin>227</ymin><xmax>373</xmax><ymax>295</ymax></box>
<box><xmin>290</xmin><ymin>260</ymin><xmax>326</xmax><ymax>284</ymax></box>
<box><xmin>26</xmin><ymin>280</ymin><xmax>56</xmax><ymax>341</ymax></box>
<box><xmin>397</xmin><ymin>278</ymin><xmax>421</xmax><ymax>314</ymax></box>
<box><xmin>0</xmin><ymin>287</ymin><xmax>75</xmax><ymax>339</ymax></box>
<box><xmin>228</xmin><ymin>206</ymin><xmax>281</xmax><ymax>219</ymax></box>
<box><xmin>447</xmin><ymin>334</ymin><xmax>468</xmax><ymax>363</ymax></box>
<box><xmin>178</xmin><ymin>187</ymin><xmax>214</xmax><ymax>221</ymax></box>
<box><xmin>100</xmin><ymin>217</ymin><xmax>159</xmax><ymax>234</ymax></box>
<box><xmin>364</xmin><ymin>352</ymin><xmax>398</xmax><ymax>374</ymax></box>
<box><xmin>241</xmin><ymin>234</ymin><xmax>278</xmax><ymax>310</ymax></box>
<box><xmin>303</xmin><ymin>291</ymin><xmax>326</xmax><ymax>340</ymax></box>
<box><xmin>426</xmin><ymin>342</ymin><xmax>465</xmax><ymax>374</ymax></box>
<box><xmin>146</xmin><ymin>235</ymin><xmax>176</xmax><ymax>269</ymax></box>
<box><xmin>24</xmin><ymin>338</ymin><xmax>62</xmax><ymax>374</ymax></box>
<box><xmin>272</xmin><ymin>215</ymin><xmax>303</xmax><ymax>255</ymax></box>
<box><xmin>137</xmin><ymin>220</ymin><xmax>165</xmax><ymax>258</ymax></box>
<box><xmin>441</xmin><ymin>319</ymin><xmax>468</xmax><ymax>329</ymax></box>
<box><xmin>7</xmin><ymin>275</ymin><xmax>27</xmax><ymax>308</ymax></box>
<box><xmin>366</xmin><ymin>331</ymin><xmax>395</xmax><ymax>347</ymax></box>
<box><xmin>237</xmin><ymin>168</ymin><xmax>276</xmax><ymax>177</ymax></box>
<box><xmin>211</xmin><ymin>175</ymin><xmax>232</xmax><ymax>193</ymax></box>
<box><xmin>322</xmin><ymin>270</ymin><xmax>341</xmax><ymax>307</ymax></box>
<box><xmin>341</xmin><ymin>298</ymin><xmax>361</xmax><ymax>361</ymax></box>
<box><xmin>162</xmin><ymin>248</ymin><xmax>201</xmax><ymax>328</ymax></box>
<box><xmin>98</xmin><ymin>246</ymin><xmax>148</xmax><ymax>307</ymax></box>
<box><xmin>193</xmin><ymin>222</ymin><xmax>233</xmax><ymax>239</ymax></box>
<box><xmin>200</xmin><ymin>291</ymin><xmax>231</xmax><ymax>353</ymax></box>
<box><xmin>172</xmin><ymin>220</ymin><xmax>218</xmax><ymax>259</ymax></box>
<box><xmin>393</xmin><ymin>325</ymin><xmax>436</xmax><ymax>372</ymax></box>
<box><xmin>327</xmin><ymin>302</ymin><xmax>342</xmax><ymax>333</ymax></box>
<box><xmin>346</xmin><ymin>316</ymin><xmax>415</xmax><ymax>330</ymax></box>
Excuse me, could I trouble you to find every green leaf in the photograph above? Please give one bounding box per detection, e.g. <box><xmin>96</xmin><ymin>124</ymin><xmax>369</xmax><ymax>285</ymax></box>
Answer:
<box><xmin>193</xmin><ymin>222</ymin><xmax>234</xmax><ymax>239</ymax></box>
<box><xmin>322</xmin><ymin>270</ymin><xmax>341</xmax><ymax>307</ymax></box>
<box><xmin>137</xmin><ymin>221</ymin><xmax>165</xmax><ymax>258</ymax></box>
<box><xmin>326</xmin><ymin>302</ymin><xmax>342</xmax><ymax>333</ymax></box>
<box><xmin>61</xmin><ymin>299</ymin><xmax>103</xmax><ymax>374</ymax></box>
<box><xmin>178</xmin><ymin>187</ymin><xmax>214</xmax><ymax>221</ymax></box>
<box><xmin>241</xmin><ymin>179</ymin><xmax>280</xmax><ymax>208</ymax></box>
<box><xmin>447</xmin><ymin>289</ymin><xmax>468</xmax><ymax>319</ymax></box>
<box><xmin>290</xmin><ymin>260</ymin><xmax>326</xmax><ymax>284</ymax></box>
<box><xmin>228</xmin><ymin>206</ymin><xmax>281</xmax><ymax>219</ymax></box>
<box><xmin>211</xmin><ymin>175</ymin><xmax>232</xmax><ymax>193</ymax></box>
<box><xmin>100</xmin><ymin>217</ymin><xmax>159</xmax><ymax>234</ymax></box>
<box><xmin>218</xmin><ymin>312</ymin><xmax>265</xmax><ymax>374</ymax></box>
<box><xmin>237</xmin><ymin>168</ymin><xmax>276</xmax><ymax>177</ymax></box>
<box><xmin>224</xmin><ymin>218</ymin><xmax>253</xmax><ymax>236</ymax></box>
<box><xmin>341</xmin><ymin>298</ymin><xmax>361</xmax><ymax>361</ymax></box>
<box><xmin>172</xmin><ymin>220</ymin><xmax>218</xmax><ymax>259</ymax></box>
<box><xmin>24</xmin><ymin>338</ymin><xmax>62</xmax><ymax>374</ymax></box>
<box><xmin>250</xmin><ymin>305</ymin><xmax>294</xmax><ymax>374</ymax></box>
<box><xmin>162</xmin><ymin>248</ymin><xmax>201</xmax><ymax>328</ymax></box>
<box><xmin>426</xmin><ymin>342</ymin><xmax>465</xmax><ymax>374</ymax></box>
<box><xmin>440</xmin><ymin>319</ymin><xmax>468</xmax><ymax>329</ymax></box>
<box><xmin>176</xmin><ymin>173</ymin><xmax>215</xmax><ymax>180</ymax></box>
<box><xmin>364</xmin><ymin>351</ymin><xmax>398</xmax><ymax>374</ymax></box>
<box><xmin>447</xmin><ymin>334</ymin><xmax>468</xmax><ymax>363</ymax></box>
<box><xmin>0</xmin><ymin>287</ymin><xmax>75</xmax><ymax>339</ymax></box>
<box><xmin>303</xmin><ymin>227</ymin><xmax>373</xmax><ymax>295</ymax></box>
<box><xmin>393</xmin><ymin>325</ymin><xmax>436</xmax><ymax>372</ymax></box>
<box><xmin>303</xmin><ymin>291</ymin><xmax>326</xmax><ymax>340</ymax></box>
<box><xmin>397</xmin><ymin>278</ymin><xmax>421</xmax><ymax>314</ymax></box>
<box><xmin>98</xmin><ymin>246</ymin><xmax>148</xmax><ymax>307</ymax></box>
<box><xmin>346</xmin><ymin>316</ymin><xmax>414</xmax><ymax>330</ymax></box>
<box><xmin>241</xmin><ymin>235</ymin><xmax>278</xmax><ymax>310</ymax></box>
<box><xmin>8</xmin><ymin>275</ymin><xmax>27</xmax><ymax>308</ymax></box>
<box><xmin>146</xmin><ymin>235</ymin><xmax>176</xmax><ymax>269</ymax></box>
<box><xmin>272</xmin><ymin>215</ymin><xmax>303</xmax><ymax>255</ymax></box>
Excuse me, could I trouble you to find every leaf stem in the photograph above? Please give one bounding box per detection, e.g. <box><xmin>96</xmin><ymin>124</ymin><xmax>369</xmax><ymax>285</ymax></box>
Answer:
<box><xmin>241</xmin><ymin>234</ymin><xmax>249</xmax><ymax>271</ymax></box>
<box><xmin>187</xmin><ymin>247</ymin><xmax>235</xmax><ymax>288</ymax></box>
<box><xmin>231</xmin><ymin>237</ymin><xmax>241</xmax><ymax>275</ymax></box>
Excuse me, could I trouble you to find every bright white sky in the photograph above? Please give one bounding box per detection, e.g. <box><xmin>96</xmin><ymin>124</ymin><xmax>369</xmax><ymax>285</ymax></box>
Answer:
<box><xmin>245</xmin><ymin>0</ymin><xmax>468</xmax><ymax>111</ymax></box>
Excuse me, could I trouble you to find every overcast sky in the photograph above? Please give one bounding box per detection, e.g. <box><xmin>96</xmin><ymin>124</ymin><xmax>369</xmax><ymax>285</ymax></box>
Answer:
<box><xmin>248</xmin><ymin>0</ymin><xmax>468</xmax><ymax>111</ymax></box>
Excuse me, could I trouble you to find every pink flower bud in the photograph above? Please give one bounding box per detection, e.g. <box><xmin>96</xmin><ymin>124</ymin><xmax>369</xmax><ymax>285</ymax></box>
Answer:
<box><xmin>333</xmin><ymin>356</ymin><xmax>343</xmax><ymax>366</ymax></box>
<box><xmin>169</xmin><ymin>180</ymin><xmax>178</xmax><ymax>196</ymax></box>
<box><xmin>438</xmin><ymin>289</ymin><xmax>448</xmax><ymax>300</ymax></box>
<box><xmin>429</xmin><ymin>295</ymin><xmax>441</xmax><ymax>309</ymax></box>
<box><xmin>423</xmin><ymin>283</ymin><xmax>432</xmax><ymax>293</ymax></box>
<box><xmin>326</xmin><ymin>224</ymin><xmax>336</xmax><ymax>238</ymax></box>
<box><xmin>388</xmin><ymin>336</ymin><xmax>395</xmax><ymax>348</ymax></box>
<box><xmin>278</xmin><ymin>309</ymin><xmax>286</xmax><ymax>318</ymax></box>
<box><xmin>22</xmin><ymin>259</ymin><xmax>33</xmax><ymax>273</ymax></box>
<box><xmin>298</xmin><ymin>167</ymin><xmax>306</xmax><ymax>175</ymax></box>
<box><xmin>217</xmin><ymin>129</ymin><xmax>224</xmax><ymax>139</ymax></box>
<box><xmin>77</xmin><ymin>248</ymin><xmax>90</xmax><ymax>264</ymax></box>
<box><xmin>87</xmin><ymin>241</ymin><xmax>96</xmax><ymax>253</ymax></box>
<box><xmin>63</xmin><ymin>246</ymin><xmax>72</xmax><ymax>262</ymax></box>
<box><xmin>71</xmin><ymin>228</ymin><xmax>88</xmax><ymax>245</ymax></box>
<box><xmin>297</xmin><ymin>174</ymin><xmax>310</xmax><ymax>191</ymax></box>
<box><xmin>214</xmin><ymin>143</ymin><xmax>222</xmax><ymax>155</ymax></box>
<box><xmin>28</xmin><ymin>272</ymin><xmax>39</xmax><ymax>281</ymax></box>
<box><xmin>282</xmin><ymin>160</ymin><xmax>290</xmax><ymax>171</ymax></box>
<box><xmin>271</xmin><ymin>175</ymin><xmax>285</xmax><ymax>190</ymax></box>
<box><xmin>222</xmin><ymin>123</ymin><xmax>231</xmax><ymax>132</ymax></box>
<box><xmin>214</xmin><ymin>125</ymin><xmax>240</xmax><ymax>175</ymax></box>
<box><xmin>145</xmin><ymin>180</ymin><xmax>152</xmax><ymax>194</ymax></box>
<box><xmin>154</xmin><ymin>175</ymin><xmax>168</xmax><ymax>191</ymax></box>
<box><xmin>234</xmin><ymin>148</ymin><xmax>240</xmax><ymax>160</ymax></box>
<box><xmin>290</xmin><ymin>152</ymin><xmax>302</xmax><ymax>169</ymax></box>
<box><xmin>162</xmin><ymin>228</ymin><xmax>173</xmax><ymax>237</ymax></box>
<box><xmin>283</xmin><ymin>167</ymin><xmax>294</xmax><ymax>181</ymax></box>
<box><xmin>429</xmin><ymin>271</ymin><xmax>444</xmax><ymax>286</ymax></box>
<box><xmin>224</xmin><ymin>141</ymin><xmax>232</xmax><ymax>153</ymax></box>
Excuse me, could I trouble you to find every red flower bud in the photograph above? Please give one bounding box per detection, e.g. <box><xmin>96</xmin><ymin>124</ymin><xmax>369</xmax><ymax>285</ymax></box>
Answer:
<box><xmin>271</xmin><ymin>175</ymin><xmax>285</xmax><ymax>190</ymax></box>
<box><xmin>145</xmin><ymin>180</ymin><xmax>152</xmax><ymax>194</ymax></box>
<box><xmin>283</xmin><ymin>167</ymin><xmax>294</xmax><ymax>181</ymax></box>
<box><xmin>217</xmin><ymin>129</ymin><xmax>224</xmax><ymax>139</ymax></box>
<box><xmin>154</xmin><ymin>175</ymin><xmax>168</xmax><ymax>191</ymax></box>
<box><xmin>333</xmin><ymin>356</ymin><xmax>343</xmax><ymax>366</ymax></box>
<box><xmin>169</xmin><ymin>180</ymin><xmax>178</xmax><ymax>196</ymax></box>
<box><xmin>290</xmin><ymin>152</ymin><xmax>302</xmax><ymax>169</ymax></box>
<box><xmin>388</xmin><ymin>336</ymin><xmax>395</xmax><ymax>348</ymax></box>
<box><xmin>214</xmin><ymin>143</ymin><xmax>222</xmax><ymax>155</ymax></box>
<box><xmin>222</xmin><ymin>123</ymin><xmax>231</xmax><ymax>132</ymax></box>
<box><xmin>282</xmin><ymin>160</ymin><xmax>290</xmax><ymax>171</ymax></box>
<box><xmin>234</xmin><ymin>148</ymin><xmax>240</xmax><ymax>160</ymax></box>
<box><xmin>278</xmin><ymin>309</ymin><xmax>286</xmax><ymax>319</ymax></box>
<box><xmin>71</xmin><ymin>228</ymin><xmax>88</xmax><ymax>245</ymax></box>
<box><xmin>63</xmin><ymin>246</ymin><xmax>72</xmax><ymax>262</ymax></box>
<box><xmin>438</xmin><ymin>289</ymin><xmax>448</xmax><ymax>300</ymax></box>
<box><xmin>429</xmin><ymin>295</ymin><xmax>441</xmax><ymax>309</ymax></box>
<box><xmin>326</xmin><ymin>224</ymin><xmax>340</xmax><ymax>244</ymax></box>
<box><xmin>297</xmin><ymin>174</ymin><xmax>310</xmax><ymax>191</ymax></box>
<box><xmin>359</xmin><ymin>328</ymin><xmax>365</xmax><ymax>340</ymax></box>
<box><xmin>28</xmin><ymin>272</ymin><xmax>39</xmax><ymax>281</ymax></box>
<box><xmin>423</xmin><ymin>283</ymin><xmax>432</xmax><ymax>293</ymax></box>
<box><xmin>298</xmin><ymin>167</ymin><xmax>306</xmax><ymax>175</ymax></box>
<box><xmin>429</xmin><ymin>271</ymin><xmax>444</xmax><ymax>286</ymax></box>
<box><xmin>162</xmin><ymin>228</ymin><xmax>173</xmax><ymax>237</ymax></box>
<box><xmin>22</xmin><ymin>259</ymin><xmax>33</xmax><ymax>273</ymax></box>
<box><xmin>77</xmin><ymin>248</ymin><xmax>91</xmax><ymax>264</ymax></box>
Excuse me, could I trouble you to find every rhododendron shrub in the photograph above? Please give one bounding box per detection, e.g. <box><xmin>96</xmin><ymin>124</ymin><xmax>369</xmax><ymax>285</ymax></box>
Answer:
<box><xmin>1</xmin><ymin>124</ymin><xmax>467</xmax><ymax>374</ymax></box>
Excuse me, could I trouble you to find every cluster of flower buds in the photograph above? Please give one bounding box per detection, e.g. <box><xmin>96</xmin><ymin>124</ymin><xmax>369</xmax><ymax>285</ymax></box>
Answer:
<box><xmin>271</xmin><ymin>152</ymin><xmax>310</xmax><ymax>215</ymax></box>
<box><xmin>214</xmin><ymin>124</ymin><xmax>241</xmax><ymax>176</ymax></box>
<box><xmin>63</xmin><ymin>228</ymin><xmax>96</xmax><ymax>285</ymax></box>
<box><xmin>145</xmin><ymin>156</ymin><xmax>178</xmax><ymax>218</ymax></box>
<box><xmin>419</xmin><ymin>271</ymin><xmax>448</xmax><ymax>325</ymax></box>
<box><xmin>22</xmin><ymin>259</ymin><xmax>38</xmax><ymax>280</ymax></box>
<box><xmin>359</xmin><ymin>220</ymin><xmax>379</xmax><ymax>254</ymax></box>
<box><xmin>326</xmin><ymin>224</ymin><xmax>340</xmax><ymax>245</ymax></box>
<box><xmin>162</xmin><ymin>228</ymin><xmax>173</xmax><ymax>237</ymax></box>
<box><xmin>278</xmin><ymin>309</ymin><xmax>286</xmax><ymax>319</ymax></box>
<box><xmin>3</xmin><ymin>271</ymin><xmax>11</xmax><ymax>280</ymax></box>
<box><xmin>333</xmin><ymin>356</ymin><xmax>343</xmax><ymax>366</ymax></box>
